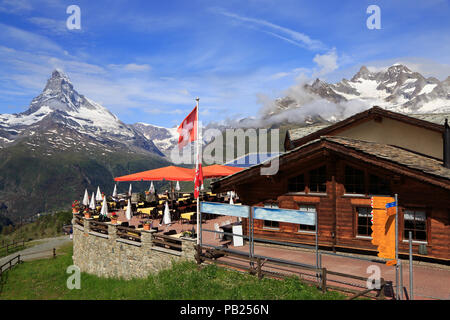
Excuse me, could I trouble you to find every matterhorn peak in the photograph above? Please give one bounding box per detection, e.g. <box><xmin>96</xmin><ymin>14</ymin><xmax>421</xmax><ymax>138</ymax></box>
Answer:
<box><xmin>44</xmin><ymin>69</ymin><xmax>73</xmax><ymax>92</ymax></box>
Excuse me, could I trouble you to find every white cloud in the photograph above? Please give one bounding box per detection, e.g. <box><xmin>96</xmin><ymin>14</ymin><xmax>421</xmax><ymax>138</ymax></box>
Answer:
<box><xmin>0</xmin><ymin>23</ymin><xmax>64</xmax><ymax>54</ymax></box>
<box><xmin>28</xmin><ymin>17</ymin><xmax>69</xmax><ymax>35</ymax></box>
<box><xmin>108</xmin><ymin>63</ymin><xmax>152</xmax><ymax>72</ymax></box>
<box><xmin>145</xmin><ymin>108</ymin><xmax>185</xmax><ymax>115</ymax></box>
<box><xmin>215</xmin><ymin>9</ymin><xmax>326</xmax><ymax>51</ymax></box>
<box><xmin>0</xmin><ymin>0</ymin><xmax>32</xmax><ymax>13</ymax></box>
<box><xmin>312</xmin><ymin>48</ymin><xmax>338</xmax><ymax>77</ymax></box>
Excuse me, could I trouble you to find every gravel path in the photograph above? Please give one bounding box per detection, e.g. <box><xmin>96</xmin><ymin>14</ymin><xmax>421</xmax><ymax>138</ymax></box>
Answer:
<box><xmin>0</xmin><ymin>235</ymin><xmax>72</xmax><ymax>266</ymax></box>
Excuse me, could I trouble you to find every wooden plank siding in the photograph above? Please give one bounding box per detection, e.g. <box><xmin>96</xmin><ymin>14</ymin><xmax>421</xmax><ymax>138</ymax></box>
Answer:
<box><xmin>232</xmin><ymin>153</ymin><xmax>450</xmax><ymax>261</ymax></box>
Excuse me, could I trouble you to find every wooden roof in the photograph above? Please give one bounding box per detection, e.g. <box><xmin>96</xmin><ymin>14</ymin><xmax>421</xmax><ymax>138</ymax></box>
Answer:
<box><xmin>213</xmin><ymin>136</ymin><xmax>450</xmax><ymax>192</ymax></box>
<box><xmin>285</xmin><ymin>106</ymin><xmax>446</xmax><ymax>150</ymax></box>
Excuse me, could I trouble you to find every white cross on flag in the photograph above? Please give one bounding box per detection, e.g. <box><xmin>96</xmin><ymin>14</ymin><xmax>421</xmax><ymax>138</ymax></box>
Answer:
<box><xmin>177</xmin><ymin>106</ymin><xmax>197</xmax><ymax>149</ymax></box>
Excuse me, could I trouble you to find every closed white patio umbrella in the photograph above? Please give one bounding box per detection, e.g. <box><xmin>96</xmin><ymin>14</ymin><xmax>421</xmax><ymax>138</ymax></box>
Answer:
<box><xmin>149</xmin><ymin>181</ymin><xmax>155</xmax><ymax>194</ymax></box>
<box><xmin>163</xmin><ymin>201</ymin><xmax>171</xmax><ymax>225</ymax></box>
<box><xmin>82</xmin><ymin>189</ymin><xmax>89</xmax><ymax>206</ymax></box>
<box><xmin>89</xmin><ymin>192</ymin><xmax>96</xmax><ymax>210</ymax></box>
<box><xmin>95</xmin><ymin>186</ymin><xmax>102</xmax><ymax>201</ymax></box>
<box><xmin>100</xmin><ymin>197</ymin><xmax>108</xmax><ymax>217</ymax></box>
<box><xmin>128</xmin><ymin>183</ymin><xmax>132</xmax><ymax>196</ymax></box>
<box><xmin>112</xmin><ymin>184</ymin><xmax>117</xmax><ymax>198</ymax></box>
<box><xmin>125</xmin><ymin>198</ymin><xmax>132</xmax><ymax>221</ymax></box>
<box><xmin>175</xmin><ymin>181</ymin><xmax>180</xmax><ymax>191</ymax></box>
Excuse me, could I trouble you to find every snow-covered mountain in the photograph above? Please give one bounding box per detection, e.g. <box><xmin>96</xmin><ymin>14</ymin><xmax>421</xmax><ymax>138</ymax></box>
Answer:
<box><xmin>0</xmin><ymin>69</ymin><xmax>163</xmax><ymax>156</ymax></box>
<box><xmin>269</xmin><ymin>64</ymin><xmax>450</xmax><ymax>121</ymax></box>
<box><xmin>131</xmin><ymin>122</ymin><xmax>179</xmax><ymax>155</ymax></box>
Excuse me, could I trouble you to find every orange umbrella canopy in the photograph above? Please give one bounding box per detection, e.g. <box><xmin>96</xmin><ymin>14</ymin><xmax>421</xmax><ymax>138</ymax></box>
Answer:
<box><xmin>114</xmin><ymin>164</ymin><xmax>244</xmax><ymax>182</ymax></box>
<box><xmin>202</xmin><ymin>164</ymin><xmax>244</xmax><ymax>178</ymax></box>
<box><xmin>114</xmin><ymin>165</ymin><xmax>195</xmax><ymax>182</ymax></box>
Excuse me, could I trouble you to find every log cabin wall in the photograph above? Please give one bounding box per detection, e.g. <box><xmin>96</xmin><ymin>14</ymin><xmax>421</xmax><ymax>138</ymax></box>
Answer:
<box><xmin>234</xmin><ymin>153</ymin><xmax>450</xmax><ymax>261</ymax></box>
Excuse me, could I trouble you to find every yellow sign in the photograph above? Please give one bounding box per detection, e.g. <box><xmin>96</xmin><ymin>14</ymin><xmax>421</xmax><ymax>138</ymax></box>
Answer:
<box><xmin>371</xmin><ymin>196</ymin><xmax>396</xmax><ymax>263</ymax></box>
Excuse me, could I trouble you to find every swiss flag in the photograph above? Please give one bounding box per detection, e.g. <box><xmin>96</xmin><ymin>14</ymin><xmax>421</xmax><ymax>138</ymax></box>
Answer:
<box><xmin>177</xmin><ymin>106</ymin><xmax>197</xmax><ymax>149</ymax></box>
<box><xmin>194</xmin><ymin>163</ymin><xmax>203</xmax><ymax>198</ymax></box>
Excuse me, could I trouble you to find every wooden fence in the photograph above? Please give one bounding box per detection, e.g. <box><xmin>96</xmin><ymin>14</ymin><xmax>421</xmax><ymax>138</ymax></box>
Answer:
<box><xmin>74</xmin><ymin>215</ymin><xmax>84</xmax><ymax>227</ymax></box>
<box><xmin>89</xmin><ymin>221</ymin><xmax>108</xmax><ymax>235</ymax></box>
<box><xmin>0</xmin><ymin>240</ymin><xmax>26</xmax><ymax>256</ymax></box>
<box><xmin>0</xmin><ymin>254</ymin><xmax>22</xmax><ymax>279</ymax></box>
<box><xmin>196</xmin><ymin>246</ymin><xmax>387</xmax><ymax>300</ymax></box>
<box><xmin>153</xmin><ymin>234</ymin><xmax>182</xmax><ymax>252</ymax></box>
<box><xmin>117</xmin><ymin>226</ymin><xmax>141</xmax><ymax>243</ymax></box>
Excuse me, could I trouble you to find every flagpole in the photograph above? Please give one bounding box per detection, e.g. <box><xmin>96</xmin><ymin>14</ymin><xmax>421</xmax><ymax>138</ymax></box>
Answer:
<box><xmin>195</xmin><ymin>97</ymin><xmax>200</xmax><ymax>245</ymax></box>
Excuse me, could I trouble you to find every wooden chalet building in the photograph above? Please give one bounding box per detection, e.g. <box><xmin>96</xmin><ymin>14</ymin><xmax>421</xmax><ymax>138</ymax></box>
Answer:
<box><xmin>212</xmin><ymin>106</ymin><xmax>450</xmax><ymax>262</ymax></box>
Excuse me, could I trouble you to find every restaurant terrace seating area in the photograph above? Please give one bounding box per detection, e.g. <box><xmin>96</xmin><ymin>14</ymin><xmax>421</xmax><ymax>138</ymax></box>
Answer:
<box><xmin>74</xmin><ymin>189</ymin><xmax>242</xmax><ymax>244</ymax></box>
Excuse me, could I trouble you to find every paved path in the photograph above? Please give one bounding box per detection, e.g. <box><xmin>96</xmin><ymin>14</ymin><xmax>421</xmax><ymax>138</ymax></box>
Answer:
<box><xmin>0</xmin><ymin>235</ymin><xmax>72</xmax><ymax>266</ymax></box>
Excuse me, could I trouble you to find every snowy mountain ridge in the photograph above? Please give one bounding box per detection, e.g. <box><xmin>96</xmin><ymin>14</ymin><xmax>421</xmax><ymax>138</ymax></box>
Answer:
<box><xmin>269</xmin><ymin>64</ymin><xmax>450</xmax><ymax>122</ymax></box>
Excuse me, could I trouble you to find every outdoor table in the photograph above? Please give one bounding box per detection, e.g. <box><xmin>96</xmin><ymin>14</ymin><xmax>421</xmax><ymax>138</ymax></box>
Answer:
<box><xmin>181</xmin><ymin>212</ymin><xmax>195</xmax><ymax>220</ymax></box>
<box><xmin>137</xmin><ymin>207</ymin><xmax>154</xmax><ymax>214</ymax></box>
<box><xmin>180</xmin><ymin>212</ymin><xmax>195</xmax><ymax>223</ymax></box>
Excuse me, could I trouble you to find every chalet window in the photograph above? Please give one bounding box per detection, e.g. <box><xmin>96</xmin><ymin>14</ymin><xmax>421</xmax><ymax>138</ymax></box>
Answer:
<box><xmin>309</xmin><ymin>166</ymin><xmax>327</xmax><ymax>193</ymax></box>
<box><xmin>264</xmin><ymin>202</ymin><xmax>278</xmax><ymax>208</ymax></box>
<box><xmin>369</xmin><ymin>174</ymin><xmax>391</xmax><ymax>195</ymax></box>
<box><xmin>263</xmin><ymin>202</ymin><xmax>279</xmax><ymax>229</ymax></box>
<box><xmin>345</xmin><ymin>165</ymin><xmax>365</xmax><ymax>194</ymax></box>
<box><xmin>288</xmin><ymin>174</ymin><xmax>305</xmax><ymax>192</ymax></box>
<box><xmin>298</xmin><ymin>204</ymin><xmax>316</xmax><ymax>232</ymax></box>
<box><xmin>404</xmin><ymin>209</ymin><xmax>427</xmax><ymax>241</ymax></box>
<box><xmin>263</xmin><ymin>220</ymin><xmax>280</xmax><ymax>229</ymax></box>
<box><xmin>356</xmin><ymin>207</ymin><xmax>372</xmax><ymax>237</ymax></box>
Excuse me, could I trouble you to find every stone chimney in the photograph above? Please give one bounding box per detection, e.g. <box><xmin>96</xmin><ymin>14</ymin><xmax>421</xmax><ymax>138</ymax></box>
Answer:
<box><xmin>444</xmin><ymin>119</ymin><xmax>450</xmax><ymax>169</ymax></box>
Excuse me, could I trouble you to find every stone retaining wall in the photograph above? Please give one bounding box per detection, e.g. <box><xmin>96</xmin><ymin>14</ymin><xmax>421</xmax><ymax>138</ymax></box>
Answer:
<box><xmin>72</xmin><ymin>217</ymin><xmax>197</xmax><ymax>279</ymax></box>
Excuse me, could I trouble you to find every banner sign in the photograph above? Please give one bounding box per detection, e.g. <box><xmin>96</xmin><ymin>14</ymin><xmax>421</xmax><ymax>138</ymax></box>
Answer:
<box><xmin>200</xmin><ymin>202</ymin><xmax>249</xmax><ymax>218</ymax></box>
<box><xmin>253</xmin><ymin>207</ymin><xmax>316</xmax><ymax>226</ymax></box>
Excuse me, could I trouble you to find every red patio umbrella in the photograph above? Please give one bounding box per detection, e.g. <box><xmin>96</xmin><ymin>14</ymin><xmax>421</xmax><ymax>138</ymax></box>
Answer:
<box><xmin>202</xmin><ymin>164</ymin><xmax>244</xmax><ymax>178</ymax></box>
<box><xmin>114</xmin><ymin>165</ymin><xmax>195</xmax><ymax>182</ymax></box>
<box><xmin>113</xmin><ymin>164</ymin><xmax>244</xmax><ymax>182</ymax></box>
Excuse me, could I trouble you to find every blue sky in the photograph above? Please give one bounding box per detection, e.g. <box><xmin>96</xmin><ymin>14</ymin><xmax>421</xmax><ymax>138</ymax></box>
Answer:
<box><xmin>0</xmin><ymin>0</ymin><xmax>449</xmax><ymax>127</ymax></box>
